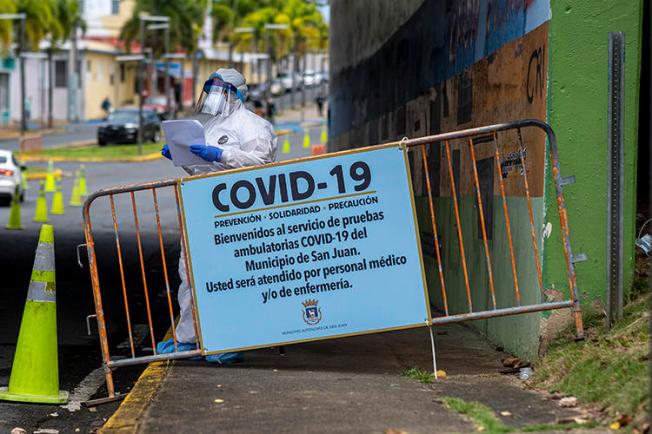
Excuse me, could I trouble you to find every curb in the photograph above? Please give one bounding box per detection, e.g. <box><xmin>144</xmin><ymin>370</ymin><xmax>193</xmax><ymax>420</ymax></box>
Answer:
<box><xmin>0</xmin><ymin>127</ymin><xmax>66</xmax><ymax>141</ymax></box>
<box><xmin>19</xmin><ymin>152</ymin><xmax>162</xmax><ymax>163</ymax></box>
<box><xmin>99</xmin><ymin>361</ymin><xmax>171</xmax><ymax>433</ymax></box>
<box><xmin>24</xmin><ymin>169</ymin><xmax>70</xmax><ymax>180</ymax></box>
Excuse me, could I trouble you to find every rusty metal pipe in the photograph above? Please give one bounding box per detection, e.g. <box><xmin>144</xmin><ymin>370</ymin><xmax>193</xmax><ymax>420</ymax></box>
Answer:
<box><xmin>443</xmin><ymin>140</ymin><xmax>473</xmax><ymax>312</ymax></box>
<box><xmin>420</xmin><ymin>144</ymin><xmax>449</xmax><ymax>315</ymax></box>
<box><xmin>468</xmin><ymin>138</ymin><xmax>497</xmax><ymax>309</ymax></box>
<box><xmin>430</xmin><ymin>300</ymin><xmax>573</xmax><ymax>325</ymax></box>
<box><xmin>493</xmin><ymin>133</ymin><xmax>521</xmax><ymax>306</ymax></box>
<box><xmin>107</xmin><ymin>349</ymin><xmax>203</xmax><ymax>368</ymax></box>
<box><xmin>109</xmin><ymin>194</ymin><xmax>136</xmax><ymax>358</ymax></box>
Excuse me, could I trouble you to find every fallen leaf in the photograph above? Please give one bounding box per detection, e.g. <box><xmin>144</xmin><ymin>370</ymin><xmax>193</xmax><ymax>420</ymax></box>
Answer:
<box><xmin>559</xmin><ymin>397</ymin><xmax>578</xmax><ymax>408</ymax></box>
<box><xmin>10</xmin><ymin>428</ymin><xmax>26</xmax><ymax>434</ymax></box>
<box><xmin>214</xmin><ymin>398</ymin><xmax>225</xmax><ymax>404</ymax></box>
<box><xmin>501</xmin><ymin>356</ymin><xmax>520</xmax><ymax>367</ymax></box>
<box><xmin>616</xmin><ymin>415</ymin><xmax>633</xmax><ymax>427</ymax></box>
<box><xmin>500</xmin><ymin>411</ymin><xmax>512</xmax><ymax>417</ymax></box>
<box><xmin>384</xmin><ymin>430</ymin><xmax>408</xmax><ymax>434</ymax></box>
<box><xmin>88</xmin><ymin>407</ymin><xmax>97</xmax><ymax>413</ymax></box>
<box><xmin>49</xmin><ymin>412</ymin><xmax>58</xmax><ymax>417</ymax></box>
<box><xmin>75</xmin><ymin>429</ymin><xmax>80</xmax><ymax>433</ymax></box>
<box><xmin>477</xmin><ymin>426</ymin><xmax>485</xmax><ymax>432</ymax></box>
<box><xmin>435</xmin><ymin>370</ymin><xmax>447</xmax><ymax>379</ymax></box>
<box><xmin>610</xmin><ymin>421</ymin><xmax>621</xmax><ymax>430</ymax></box>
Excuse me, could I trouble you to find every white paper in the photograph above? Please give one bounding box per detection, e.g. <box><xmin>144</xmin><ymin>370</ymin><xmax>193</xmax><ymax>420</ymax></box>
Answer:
<box><xmin>162</xmin><ymin>119</ymin><xmax>209</xmax><ymax>167</ymax></box>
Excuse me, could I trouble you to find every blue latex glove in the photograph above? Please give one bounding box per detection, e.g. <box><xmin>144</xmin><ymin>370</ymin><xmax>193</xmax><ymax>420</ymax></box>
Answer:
<box><xmin>190</xmin><ymin>144</ymin><xmax>223</xmax><ymax>162</ymax></box>
<box><xmin>161</xmin><ymin>144</ymin><xmax>172</xmax><ymax>160</ymax></box>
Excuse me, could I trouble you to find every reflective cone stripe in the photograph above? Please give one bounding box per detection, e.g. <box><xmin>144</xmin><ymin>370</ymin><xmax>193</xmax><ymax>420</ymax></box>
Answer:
<box><xmin>44</xmin><ymin>160</ymin><xmax>56</xmax><ymax>193</ymax></box>
<box><xmin>282</xmin><ymin>137</ymin><xmax>291</xmax><ymax>154</ymax></box>
<box><xmin>78</xmin><ymin>164</ymin><xmax>87</xmax><ymax>197</ymax></box>
<box><xmin>51</xmin><ymin>185</ymin><xmax>64</xmax><ymax>215</ymax></box>
<box><xmin>0</xmin><ymin>224</ymin><xmax>68</xmax><ymax>404</ymax></box>
<box><xmin>303</xmin><ymin>131</ymin><xmax>310</xmax><ymax>148</ymax></box>
<box><xmin>33</xmin><ymin>182</ymin><xmax>49</xmax><ymax>223</ymax></box>
<box><xmin>6</xmin><ymin>185</ymin><xmax>23</xmax><ymax>230</ymax></box>
<box><xmin>320</xmin><ymin>127</ymin><xmax>327</xmax><ymax>144</ymax></box>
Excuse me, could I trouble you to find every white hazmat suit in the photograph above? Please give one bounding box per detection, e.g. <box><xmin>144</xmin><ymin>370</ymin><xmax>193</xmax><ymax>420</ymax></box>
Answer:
<box><xmin>174</xmin><ymin>69</ymin><xmax>277</xmax><ymax>344</ymax></box>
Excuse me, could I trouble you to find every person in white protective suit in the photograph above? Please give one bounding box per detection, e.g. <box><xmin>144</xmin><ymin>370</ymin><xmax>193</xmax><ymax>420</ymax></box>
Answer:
<box><xmin>156</xmin><ymin>68</ymin><xmax>277</xmax><ymax>363</ymax></box>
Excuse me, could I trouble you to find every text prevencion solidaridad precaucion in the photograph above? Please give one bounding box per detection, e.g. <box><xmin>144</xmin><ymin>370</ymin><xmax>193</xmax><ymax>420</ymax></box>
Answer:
<box><xmin>181</xmin><ymin>146</ymin><xmax>430</xmax><ymax>349</ymax></box>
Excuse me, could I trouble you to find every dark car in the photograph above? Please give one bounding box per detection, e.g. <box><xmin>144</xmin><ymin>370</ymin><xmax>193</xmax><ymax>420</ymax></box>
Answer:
<box><xmin>97</xmin><ymin>108</ymin><xmax>161</xmax><ymax>146</ymax></box>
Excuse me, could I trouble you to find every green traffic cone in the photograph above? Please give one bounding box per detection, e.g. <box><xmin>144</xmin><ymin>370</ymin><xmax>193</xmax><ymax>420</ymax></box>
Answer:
<box><xmin>6</xmin><ymin>185</ymin><xmax>23</xmax><ymax>230</ymax></box>
<box><xmin>320</xmin><ymin>127</ymin><xmax>327</xmax><ymax>144</ymax></box>
<box><xmin>51</xmin><ymin>184</ymin><xmax>64</xmax><ymax>215</ymax></box>
<box><xmin>69</xmin><ymin>172</ymin><xmax>82</xmax><ymax>207</ymax></box>
<box><xmin>282</xmin><ymin>136</ymin><xmax>291</xmax><ymax>154</ymax></box>
<box><xmin>44</xmin><ymin>160</ymin><xmax>56</xmax><ymax>193</ymax></box>
<box><xmin>0</xmin><ymin>224</ymin><xmax>68</xmax><ymax>404</ymax></box>
<box><xmin>33</xmin><ymin>182</ymin><xmax>49</xmax><ymax>223</ymax></box>
<box><xmin>303</xmin><ymin>131</ymin><xmax>310</xmax><ymax>149</ymax></box>
<box><xmin>78</xmin><ymin>164</ymin><xmax>87</xmax><ymax>197</ymax></box>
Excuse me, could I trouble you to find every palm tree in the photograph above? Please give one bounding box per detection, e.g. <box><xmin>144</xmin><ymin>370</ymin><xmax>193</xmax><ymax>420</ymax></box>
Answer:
<box><xmin>120</xmin><ymin>0</ymin><xmax>207</xmax><ymax>109</ymax></box>
<box><xmin>45</xmin><ymin>0</ymin><xmax>84</xmax><ymax>127</ymax></box>
<box><xmin>16</xmin><ymin>0</ymin><xmax>55</xmax><ymax>50</ymax></box>
<box><xmin>274</xmin><ymin>0</ymin><xmax>325</xmax><ymax>106</ymax></box>
<box><xmin>211</xmin><ymin>0</ymin><xmax>261</xmax><ymax>67</ymax></box>
<box><xmin>0</xmin><ymin>0</ymin><xmax>17</xmax><ymax>52</ymax></box>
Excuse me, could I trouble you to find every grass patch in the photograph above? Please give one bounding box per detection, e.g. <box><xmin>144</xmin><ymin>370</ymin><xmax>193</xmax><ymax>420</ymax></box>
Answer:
<box><xmin>401</xmin><ymin>367</ymin><xmax>437</xmax><ymax>384</ymax></box>
<box><xmin>531</xmin><ymin>294</ymin><xmax>650</xmax><ymax>427</ymax></box>
<box><xmin>440</xmin><ymin>397</ymin><xmax>597</xmax><ymax>433</ymax></box>
<box><xmin>18</xmin><ymin>142</ymin><xmax>163</xmax><ymax>160</ymax></box>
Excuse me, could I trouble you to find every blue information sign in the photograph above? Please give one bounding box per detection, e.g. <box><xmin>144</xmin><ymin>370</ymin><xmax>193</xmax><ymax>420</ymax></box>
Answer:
<box><xmin>180</xmin><ymin>144</ymin><xmax>431</xmax><ymax>354</ymax></box>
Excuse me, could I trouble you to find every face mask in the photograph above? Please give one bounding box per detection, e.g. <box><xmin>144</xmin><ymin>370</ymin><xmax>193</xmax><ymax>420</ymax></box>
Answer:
<box><xmin>195</xmin><ymin>77</ymin><xmax>242</xmax><ymax>118</ymax></box>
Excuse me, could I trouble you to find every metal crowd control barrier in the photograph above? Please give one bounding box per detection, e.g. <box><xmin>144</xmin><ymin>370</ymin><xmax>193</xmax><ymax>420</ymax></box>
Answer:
<box><xmin>82</xmin><ymin>119</ymin><xmax>584</xmax><ymax>401</ymax></box>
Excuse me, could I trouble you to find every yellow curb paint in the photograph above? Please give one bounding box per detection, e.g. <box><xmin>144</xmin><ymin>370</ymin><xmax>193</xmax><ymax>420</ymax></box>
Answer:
<box><xmin>99</xmin><ymin>362</ymin><xmax>171</xmax><ymax>433</ymax></box>
<box><xmin>20</xmin><ymin>152</ymin><xmax>162</xmax><ymax>164</ymax></box>
<box><xmin>25</xmin><ymin>169</ymin><xmax>64</xmax><ymax>181</ymax></box>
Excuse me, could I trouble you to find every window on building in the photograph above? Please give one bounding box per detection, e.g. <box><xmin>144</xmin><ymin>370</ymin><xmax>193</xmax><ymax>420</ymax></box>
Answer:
<box><xmin>111</xmin><ymin>0</ymin><xmax>120</xmax><ymax>15</ymax></box>
<box><xmin>120</xmin><ymin>63</ymin><xmax>126</xmax><ymax>83</ymax></box>
<box><xmin>55</xmin><ymin>60</ymin><xmax>67</xmax><ymax>88</ymax></box>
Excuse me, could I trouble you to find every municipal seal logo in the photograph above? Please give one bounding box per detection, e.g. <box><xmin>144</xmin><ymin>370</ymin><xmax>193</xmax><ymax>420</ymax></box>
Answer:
<box><xmin>218</xmin><ymin>134</ymin><xmax>229</xmax><ymax>144</ymax></box>
<box><xmin>302</xmin><ymin>299</ymin><xmax>322</xmax><ymax>325</ymax></box>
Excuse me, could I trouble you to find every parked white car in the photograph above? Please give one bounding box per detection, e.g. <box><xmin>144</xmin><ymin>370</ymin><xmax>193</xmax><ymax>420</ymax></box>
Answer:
<box><xmin>0</xmin><ymin>149</ymin><xmax>24</xmax><ymax>204</ymax></box>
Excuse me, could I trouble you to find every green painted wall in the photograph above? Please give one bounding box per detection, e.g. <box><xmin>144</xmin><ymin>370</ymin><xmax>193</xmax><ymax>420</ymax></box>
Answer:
<box><xmin>545</xmin><ymin>1</ymin><xmax>643</xmax><ymax>304</ymax></box>
<box><xmin>416</xmin><ymin>196</ymin><xmax>544</xmax><ymax>361</ymax></box>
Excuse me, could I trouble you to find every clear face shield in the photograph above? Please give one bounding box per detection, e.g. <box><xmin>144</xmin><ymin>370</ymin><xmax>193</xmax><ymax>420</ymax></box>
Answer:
<box><xmin>195</xmin><ymin>77</ymin><xmax>243</xmax><ymax>118</ymax></box>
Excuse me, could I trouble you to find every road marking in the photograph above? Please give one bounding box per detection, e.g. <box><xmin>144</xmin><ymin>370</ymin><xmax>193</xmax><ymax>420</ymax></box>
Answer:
<box><xmin>60</xmin><ymin>367</ymin><xmax>106</xmax><ymax>412</ymax></box>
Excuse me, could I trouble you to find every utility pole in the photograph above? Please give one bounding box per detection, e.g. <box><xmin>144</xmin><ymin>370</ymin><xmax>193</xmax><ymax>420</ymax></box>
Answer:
<box><xmin>138</xmin><ymin>18</ymin><xmax>145</xmax><ymax>154</ymax></box>
<box><xmin>165</xmin><ymin>26</ymin><xmax>170</xmax><ymax>118</ymax></box>
<box><xmin>147</xmin><ymin>22</ymin><xmax>171</xmax><ymax>118</ymax></box>
<box><xmin>300</xmin><ymin>51</ymin><xmax>306</xmax><ymax>122</ymax></box>
<box><xmin>18</xmin><ymin>16</ymin><xmax>26</xmax><ymax>133</ymax></box>
<box><xmin>138</xmin><ymin>14</ymin><xmax>169</xmax><ymax>153</ymax></box>
<box><xmin>263</xmin><ymin>24</ymin><xmax>288</xmax><ymax>103</ymax></box>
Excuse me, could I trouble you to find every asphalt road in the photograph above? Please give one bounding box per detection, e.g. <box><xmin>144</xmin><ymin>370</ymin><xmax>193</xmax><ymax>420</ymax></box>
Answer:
<box><xmin>0</xmin><ymin>123</ymin><xmax>100</xmax><ymax>151</ymax></box>
<box><xmin>0</xmin><ymin>133</ymin><xmax>314</xmax><ymax>433</ymax></box>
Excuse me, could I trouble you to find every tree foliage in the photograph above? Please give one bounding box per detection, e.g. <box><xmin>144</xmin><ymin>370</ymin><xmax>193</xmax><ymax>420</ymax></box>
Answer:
<box><xmin>119</xmin><ymin>0</ymin><xmax>208</xmax><ymax>56</ymax></box>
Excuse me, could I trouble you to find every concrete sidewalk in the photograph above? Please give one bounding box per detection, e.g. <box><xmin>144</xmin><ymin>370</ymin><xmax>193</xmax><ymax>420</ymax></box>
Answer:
<box><xmin>101</xmin><ymin>324</ymin><xmax>589</xmax><ymax>434</ymax></box>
